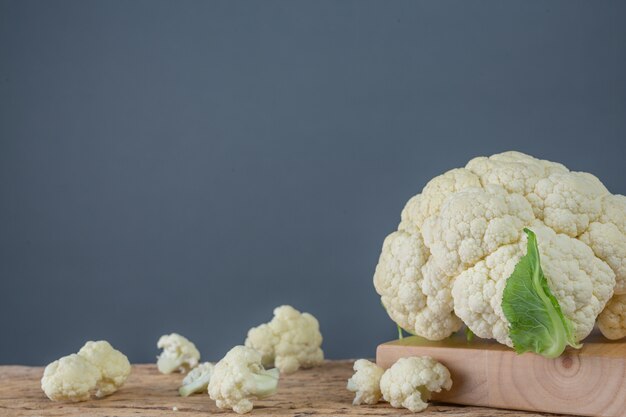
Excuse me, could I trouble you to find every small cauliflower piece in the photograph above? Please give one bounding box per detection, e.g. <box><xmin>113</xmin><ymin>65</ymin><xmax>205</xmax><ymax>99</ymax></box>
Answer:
<box><xmin>41</xmin><ymin>354</ymin><xmax>101</xmax><ymax>402</ymax></box>
<box><xmin>179</xmin><ymin>362</ymin><xmax>215</xmax><ymax>397</ymax></box>
<box><xmin>77</xmin><ymin>341</ymin><xmax>132</xmax><ymax>397</ymax></box>
<box><xmin>346</xmin><ymin>359</ymin><xmax>384</xmax><ymax>405</ymax></box>
<box><xmin>380</xmin><ymin>356</ymin><xmax>452</xmax><ymax>413</ymax></box>
<box><xmin>157</xmin><ymin>333</ymin><xmax>200</xmax><ymax>374</ymax></box>
<box><xmin>41</xmin><ymin>341</ymin><xmax>131</xmax><ymax>402</ymax></box>
<box><xmin>208</xmin><ymin>346</ymin><xmax>280</xmax><ymax>414</ymax></box>
<box><xmin>598</xmin><ymin>294</ymin><xmax>626</xmax><ymax>340</ymax></box>
<box><xmin>244</xmin><ymin>305</ymin><xmax>324</xmax><ymax>374</ymax></box>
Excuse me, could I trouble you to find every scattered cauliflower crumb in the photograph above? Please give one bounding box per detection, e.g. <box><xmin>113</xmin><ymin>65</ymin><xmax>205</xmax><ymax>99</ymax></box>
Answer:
<box><xmin>157</xmin><ymin>333</ymin><xmax>200</xmax><ymax>374</ymax></box>
<box><xmin>179</xmin><ymin>362</ymin><xmax>215</xmax><ymax>397</ymax></box>
<box><xmin>245</xmin><ymin>305</ymin><xmax>324</xmax><ymax>373</ymax></box>
<box><xmin>346</xmin><ymin>359</ymin><xmax>384</xmax><ymax>405</ymax></box>
<box><xmin>208</xmin><ymin>345</ymin><xmax>279</xmax><ymax>414</ymax></box>
<box><xmin>379</xmin><ymin>356</ymin><xmax>452</xmax><ymax>413</ymax></box>
<box><xmin>41</xmin><ymin>341</ymin><xmax>131</xmax><ymax>402</ymax></box>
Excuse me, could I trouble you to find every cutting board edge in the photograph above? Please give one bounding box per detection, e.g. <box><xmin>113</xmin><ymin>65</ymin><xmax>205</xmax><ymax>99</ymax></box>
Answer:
<box><xmin>376</xmin><ymin>339</ymin><xmax>626</xmax><ymax>417</ymax></box>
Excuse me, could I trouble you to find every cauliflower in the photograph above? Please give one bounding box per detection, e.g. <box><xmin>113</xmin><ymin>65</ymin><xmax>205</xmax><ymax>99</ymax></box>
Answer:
<box><xmin>179</xmin><ymin>362</ymin><xmax>215</xmax><ymax>397</ymax></box>
<box><xmin>379</xmin><ymin>356</ymin><xmax>452</xmax><ymax>412</ymax></box>
<box><xmin>157</xmin><ymin>333</ymin><xmax>200</xmax><ymax>374</ymax></box>
<box><xmin>374</xmin><ymin>151</ymin><xmax>624</xmax><ymax>356</ymax></box>
<box><xmin>597</xmin><ymin>294</ymin><xmax>626</xmax><ymax>340</ymax></box>
<box><xmin>77</xmin><ymin>341</ymin><xmax>133</xmax><ymax>397</ymax></box>
<box><xmin>41</xmin><ymin>354</ymin><xmax>101</xmax><ymax>402</ymax></box>
<box><xmin>244</xmin><ymin>305</ymin><xmax>324</xmax><ymax>373</ymax></box>
<box><xmin>346</xmin><ymin>359</ymin><xmax>384</xmax><ymax>405</ymax></box>
<box><xmin>208</xmin><ymin>345</ymin><xmax>280</xmax><ymax>414</ymax></box>
<box><xmin>41</xmin><ymin>341</ymin><xmax>131</xmax><ymax>402</ymax></box>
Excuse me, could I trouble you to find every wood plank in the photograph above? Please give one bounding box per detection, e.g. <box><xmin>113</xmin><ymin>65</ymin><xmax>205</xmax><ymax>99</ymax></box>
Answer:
<box><xmin>0</xmin><ymin>361</ymin><xmax>570</xmax><ymax>417</ymax></box>
<box><xmin>377</xmin><ymin>333</ymin><xmax>626</xmax><ymax>417</ymax></box>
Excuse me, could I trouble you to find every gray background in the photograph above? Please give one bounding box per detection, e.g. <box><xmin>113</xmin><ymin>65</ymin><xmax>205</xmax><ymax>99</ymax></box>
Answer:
<box><xmin>1</xmin><ymin>0</ymin><xmax>625</xmax><ymax>365</ymax></box>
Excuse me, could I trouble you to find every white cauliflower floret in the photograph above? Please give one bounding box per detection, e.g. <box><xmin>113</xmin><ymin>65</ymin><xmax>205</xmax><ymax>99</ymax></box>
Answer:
<box><xmin>583</xmin><ymin>194</ymin><xmax>626</xmax><ymax>339</ymax></box>
<box><xmin>374</xmin><ymin>231</ymin><xmax>461</xmax><ymax>341</ymax></box>
<box><xmin>597</xmin><ymin>294</ymin><xmax>626</xmax><ymax>340</ymax></box>
<box><xmin>582</xmin><ymin>194</ymin><xmax>626</xmax><ymax>295</ymax></box>
<box><xmin>422</xmin><ymin>185</ymin><xmax>534</xmax><ymax>276</ymax></box>
<box><xmin>599</xmin><ymin>194</ymin><xmax>626</xmax><ymax>233</ymax></box>
<box><xmin>451</xmin><ymin>243</ymin><xmax>521</xmax><ymax>345</ymax></box>
<box><xmin>208</xmin><ymin>346</ymin><xmax>279</xmax><ymax>414</ymax></box>
<box><xmin>528</xmin><ymin>171</ymin><xmax>608</xmax><ymax>237</ymax></box>
<box><xmin>466</xmin><ymin>151</ymin><xmax>567</xmax><ymax>197</ymax></box>
<box><xmin>179</xmin><ymin>362</ymin><xmax>215</xmax><ymax>397</ymax></box>
<box><xmin>157</xmin><ymin>333</ymin><xmax>200</xmax><ymax>374</ymax></box>
<box><xmin>379</xmin><ymin>356</ymin><xmax>452</xmax><ymax>413</ymax></box>
<box><xmin>346</xmin><ymin>359</ymin><xmax>384</xmax><ymax>405</ymax></box>
<box><xmin>375</xmin><ymin>150</ymin><xmax>626</xmax><ymax>349</ymax></box>
<box><xmin>244</xmin><ymin>305</ymin><xmax>323</xmax><ymax>374</ymax></box>
<box><xmin>41</xmin><ymin>341</ymin><xmax>131</xmax><ymax>402</ymax></box>
<box><xmin>580</xmin><ymin>222</ymin><xmax>626</xmax><ymax>295</ymax></box>
<box><xmin>399</xmin><ymin>168</ymin><xmax>482</xmax><ymax>232</ymax></box>
<box><xmin>77</xmin><ymin>341</ymin><xmax>132</xmax><ymax>397</ymax></box>
<box><xmin>41</xmin><ymin>354</ymin><xmax>101</xmax><ymax>402</ymax></box>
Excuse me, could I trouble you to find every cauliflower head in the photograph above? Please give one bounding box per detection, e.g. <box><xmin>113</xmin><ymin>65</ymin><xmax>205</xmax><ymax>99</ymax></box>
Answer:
<box><xmin>41</xmin><ymin>341</ymin><xmax>131</xmax><ymax>402</ymax></box>
<box><xmin>244</xmin><ymin>305</ymin><xmax>324</xmax><ymax>374</ymax></box>
<box><xmin>208</xmin><ymin>345</ymin><xmax>280</xmax><ymax>414</ymax></box>
<box><xmin>375</xmin><ymin>151</ymin><xmax>624</xmax><ymax>353</ymax></box>
<box><xmin>346</xmin><ymin>359</ymin><xmax>384</xmax><ymax>405</ymax></box>
<box><xmin>157</xmin><ymin>333</ymin><xmax>200</xmax><ymax>374</ymax></box>
<box><xmin>179</xmin><ymin>362</ymin><xmax>215</xmax><ymax>397</ymax></box>
<box><xmin>379</xmin><ymin>356</ymin><xmax>452</xmax><ymax>412</ymax></box>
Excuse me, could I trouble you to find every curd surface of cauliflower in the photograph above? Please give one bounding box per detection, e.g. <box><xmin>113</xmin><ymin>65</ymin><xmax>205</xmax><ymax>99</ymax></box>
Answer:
<box><xmin>208</xmin><ymin>345</ymin><xmax>279</xmax><ymax>414</ymax></box>
<box><xmin>78</xmin><ymin>340</ymin><xmax>132</xmax><ymax>397</ymax></box>
<box><xmin>374</xmin><ymin>151</ymin><xmax>624</xmax><ymax>352</ymax></box>
<box><xmin>157</xmin><ymin>333</ymin><xmax>200</xmax><ymax>374</ymax></box>
<box><xmin>41</xmin><ymin>354</ymin><xmax>101</xmax><ymax>402</ymax></box>
<box><xmin>244</xmin><ymin>305</ymin><xmax>323</xmax><ymax>373</ymax></box>
<box><xmin>379</xmin><ymin>356</ymin><xmax>452</xmax><ymax>413</ymax></box>
<box><xmin>346</xmin><ymin>359</ymin><xmax>384</xmax><ymax>405</ymax></box>
<box><xmin>41</xmin><ymin>341</ymin><xmax>131</xmax><ymax>402</ymax></box>
<box><xmin>597</xmin><ymin>294</ymin><xmax>626</xmax><ymax>340</ymax></box>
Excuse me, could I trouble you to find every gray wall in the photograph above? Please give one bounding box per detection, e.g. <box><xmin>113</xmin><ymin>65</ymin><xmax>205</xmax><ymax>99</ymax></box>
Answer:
<box><xmin>1</xmin><ymin>0</ymin><xmax>625</xmax><ymax>365</ymax></box>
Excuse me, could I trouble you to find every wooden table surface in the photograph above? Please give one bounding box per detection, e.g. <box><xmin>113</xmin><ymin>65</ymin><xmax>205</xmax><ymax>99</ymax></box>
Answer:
<box><xmin>0</xmin><ymin>361</ymin><xmax>567</xmax><ymax>417</ymax></box>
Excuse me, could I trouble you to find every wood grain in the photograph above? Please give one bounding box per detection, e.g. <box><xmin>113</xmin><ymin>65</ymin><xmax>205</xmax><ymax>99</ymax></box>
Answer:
<box><xmin>0</xmin><ymin>361</ymin><xmax>570</xmax><ymax>417</ymax></box>
<box><xmin>377</xmin><ymin>334</ymin><xmax>626</xmax><ymax>417</ymax></box>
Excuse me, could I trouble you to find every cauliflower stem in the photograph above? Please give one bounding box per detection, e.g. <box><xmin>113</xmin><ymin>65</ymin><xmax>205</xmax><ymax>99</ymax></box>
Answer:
<box><xmin>250</xmin><ymin>368</ymin><xmax>280</xmax><ymax>397</ymax></box>
<box><xmin>179</xmin><ymin>375</ymin><xmax>210</xmax><ymax>397</ymax></box>
<box><xmin>502</xmin><ymin>228</ymin><xmax>581</xmax><ymax>358</ymax></box>
<box><xmin>178</xmin><ymin>362</ymin><xmax>215</xmax><ymax>397</ymax></box>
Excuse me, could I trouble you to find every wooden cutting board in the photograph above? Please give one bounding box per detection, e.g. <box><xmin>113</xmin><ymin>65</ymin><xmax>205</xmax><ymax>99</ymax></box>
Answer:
<box><xmin>377</xmin><ymin>332</ymin><xmax>626</xmax><ymax>417</ymax></box>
